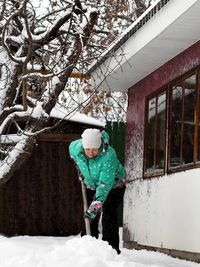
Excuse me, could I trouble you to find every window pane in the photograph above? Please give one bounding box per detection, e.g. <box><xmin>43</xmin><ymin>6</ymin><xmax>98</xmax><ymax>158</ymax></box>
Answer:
<box><xmin>156</xmin><ymin>92</ymin><xmax>166</xmax><ymax>169</ymax></box>
<box><xmin>182</xmin><ymin>75</ymin><xmax>196</xmax><ymax>163</ymax></box>
<box><xmin>170</xmin><ymin>75</ymin><xmax>196</xmax><ymax>167</ymax></box>
<box><xmin>170</xmin><ymin>85</ymin><xmax>183</xmax><ymax>166</ymax></box>
<box><xmin>146</xmin><ymin>97</ymin><xmax>156</xmax><ymax>171</ymax></box>
<box><xmin>145</xmin><ymin>92</ymin><xmax>166</xmax><ymax>175</ymax></box>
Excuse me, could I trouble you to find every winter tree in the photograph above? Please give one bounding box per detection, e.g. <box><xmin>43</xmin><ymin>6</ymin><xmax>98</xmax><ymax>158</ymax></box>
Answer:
<box><xmin>0</xmin><ymin>0</ymin><xmax>99</xmax><ymax>181</ymax></box>
<box><xmin>0</xmin><ymin>0</ymin><xmax>150</xmax><ymax>181</ymax></box>
<box><xmin>62</xmin><ymin>0</ymin><xmax>151</xmax><ymax>122</ymax></box>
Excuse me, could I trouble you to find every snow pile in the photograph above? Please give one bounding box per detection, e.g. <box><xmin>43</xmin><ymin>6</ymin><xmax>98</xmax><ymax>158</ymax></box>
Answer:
<box><xmin>0</xmin><ymin>234</ymin><xmax>198</xmax><ymax>267</ymax></box>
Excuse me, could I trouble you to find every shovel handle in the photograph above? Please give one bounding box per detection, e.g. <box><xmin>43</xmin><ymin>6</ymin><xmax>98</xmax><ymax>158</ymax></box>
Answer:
<box><xmin>81</xmin><ymin>180</ymin><xmax>91</xmax><ymax>235</ymax></box>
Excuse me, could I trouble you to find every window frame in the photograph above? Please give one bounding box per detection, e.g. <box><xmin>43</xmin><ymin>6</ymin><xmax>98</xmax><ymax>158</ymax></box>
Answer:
<box><xmin>143</xmin><ymin>87</ymin><xmax>168</xmax><ymax>178</ymax></box>
<box><xmin>143</xmin><ymin>67</ymin><xmax>200</xmax><ymax>178</ymax></box>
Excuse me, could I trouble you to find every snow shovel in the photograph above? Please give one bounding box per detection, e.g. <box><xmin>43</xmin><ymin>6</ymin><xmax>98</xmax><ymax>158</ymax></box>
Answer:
<box><xmin>81</xmin><ymin>180</ymin><xmax>91</xmax><ymax>235</ymax></box>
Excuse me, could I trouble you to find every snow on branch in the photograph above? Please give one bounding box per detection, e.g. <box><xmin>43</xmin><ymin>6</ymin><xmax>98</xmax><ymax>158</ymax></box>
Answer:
<box><xmin>0</xmin><ymin>0</ymin><xmax>100</xmax><ymax>182</ymax></box>
<box><xmin>0</xmin><ymin>135</ymin><xmax>36</xmax><ymax>182</ymax></box>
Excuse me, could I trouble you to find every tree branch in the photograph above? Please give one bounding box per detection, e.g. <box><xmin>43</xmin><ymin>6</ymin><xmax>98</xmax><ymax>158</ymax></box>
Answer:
<box><xmin>41</xmin><ymin>10</ymin><xmax>99</xmax><ymax>114</ymax></box>
<box><xmin>0</xmin><ymin>135</ymin><xmax>36</xmax><ymax>183</ymax></box>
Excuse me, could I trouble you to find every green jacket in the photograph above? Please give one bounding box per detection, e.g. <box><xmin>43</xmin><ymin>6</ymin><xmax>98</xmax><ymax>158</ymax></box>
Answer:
<box><xmin>69</xmin><ymin>131</ymin><xmax>126</xmax><ymax>203</ymax></box>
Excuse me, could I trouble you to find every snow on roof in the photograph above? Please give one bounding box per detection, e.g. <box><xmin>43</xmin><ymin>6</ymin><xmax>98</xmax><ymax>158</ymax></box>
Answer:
<box><xmin>50</xmin><ymin>106</ymin><xmax>106</xmax><ymax>128</ymax></box>
<box><xmin>0</xmin><ymin>108</ymin><xmax>105</xmax><ymax>144</ymax></box>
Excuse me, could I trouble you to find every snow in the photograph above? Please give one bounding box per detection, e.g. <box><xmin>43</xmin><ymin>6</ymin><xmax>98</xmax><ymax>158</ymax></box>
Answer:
<box><xmin>50</xmin><ymin>105</ymin><xmax>106</xmax><ymax>127</ymax></box>
<box><xmin>0</xmin><ymin>232</ymin><xmax>198</xmax><ymax>267</ymax></box>
<box><xmin>0</xmin><ymin>107</ymin><xmax>105</xmax><ymax>145</ymax></box>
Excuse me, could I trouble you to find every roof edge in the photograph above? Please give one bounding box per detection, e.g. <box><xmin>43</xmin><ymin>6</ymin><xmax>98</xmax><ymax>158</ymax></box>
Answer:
<box><xmin>88</xmin><ymin>0</ymin><xmax>171</xmax><ymax>74</ymax></box>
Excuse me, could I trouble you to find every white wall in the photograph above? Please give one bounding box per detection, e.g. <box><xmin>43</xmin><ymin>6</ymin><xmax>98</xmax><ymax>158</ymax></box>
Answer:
<box><xmin>123</xmin><ymin>166</ymin><xmax>200</xmax><ymax>253</ymax></box>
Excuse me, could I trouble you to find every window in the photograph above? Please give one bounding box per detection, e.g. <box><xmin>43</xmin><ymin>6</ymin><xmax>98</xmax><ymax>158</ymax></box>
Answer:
<box><xmin>144</xmin><ymin>69</ymin><xmax>200</xmax><ymax>177</ymax></box>
<box><xmin>144</xmin><ymin>91</ymin><xmax>166</xmax><ymax>176</ymax></box>
<box><xmin>170</xmin><ymin>75</ymin><xmax>196</xmax><ymax>167</ymax></box>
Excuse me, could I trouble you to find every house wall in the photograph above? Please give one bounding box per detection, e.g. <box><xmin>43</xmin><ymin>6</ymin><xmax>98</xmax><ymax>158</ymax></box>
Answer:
<box><xmin>123</xmin><ymin>40</ymin><xmax>200</xmax><ymax>256</ymax></box>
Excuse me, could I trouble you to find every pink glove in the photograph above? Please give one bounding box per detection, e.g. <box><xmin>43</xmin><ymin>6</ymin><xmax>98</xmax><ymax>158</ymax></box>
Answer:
<box><xmin>84</xmin><ymin>201</ymin><xmax>102</xmax><ymax>221</ymax></box>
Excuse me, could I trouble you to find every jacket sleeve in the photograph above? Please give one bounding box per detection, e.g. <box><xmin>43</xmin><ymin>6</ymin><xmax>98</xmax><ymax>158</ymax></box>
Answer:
<box><xmin>94</xmin><ymin>150</ymin><xmax>118</xmax><ymax>203</ymax></box>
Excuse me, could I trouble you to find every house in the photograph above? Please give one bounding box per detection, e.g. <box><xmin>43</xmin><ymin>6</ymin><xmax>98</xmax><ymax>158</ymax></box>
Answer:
<box><xmin>89</xmin><ymin>0</ymin><xmax>200</xmax><ymax>262</ymax></box>
<box><xmin>0</xmin><ymin>107</ymin><xmax>105</xmax><ymax>236</ymax></box>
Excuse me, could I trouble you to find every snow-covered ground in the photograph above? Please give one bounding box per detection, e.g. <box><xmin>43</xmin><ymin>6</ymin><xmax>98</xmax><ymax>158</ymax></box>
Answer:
<box><xmin>0</xmin><ymin>233</ymin><xmax>199</xmax><ymax>267</ymax></box>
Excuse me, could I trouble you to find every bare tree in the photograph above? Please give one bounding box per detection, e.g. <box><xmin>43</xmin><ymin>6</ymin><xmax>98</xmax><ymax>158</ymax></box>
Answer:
<box><xmin>62</xmin><ymin>0</ymin><xmax>148</xmax><ymax>122</ymax></box>
<box><xmin>0</xmin><ymin>0</ymin><xmax>150</xmax><ymax>182</ymax></box>
<box><xmin>0</xmin><ymin>0</ymin><xmax>98</xmax><ymax>181</ymax></box>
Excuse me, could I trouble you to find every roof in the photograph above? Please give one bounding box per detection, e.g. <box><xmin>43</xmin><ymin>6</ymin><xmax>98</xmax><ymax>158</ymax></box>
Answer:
<box><xmin>0</xmin><ymin>108</ymin><xmax>105</xmax><ymax>144</ymax></box>
<box><xmin>89</xmin><ymin>0</ymin><xmax>200</xmax><ymax>92</ymax></box>
<box><xmin>50</xmin><ymin>105</ymin><xmax>106</xmax><ymax>127</ymax></box>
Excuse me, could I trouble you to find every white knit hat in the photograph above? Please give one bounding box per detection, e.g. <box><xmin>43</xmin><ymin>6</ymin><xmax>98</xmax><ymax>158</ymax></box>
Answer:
<box><xmin>81</xmin><ymin>128</ymin><xmax>102</xmax><ymax>149</ymax></box>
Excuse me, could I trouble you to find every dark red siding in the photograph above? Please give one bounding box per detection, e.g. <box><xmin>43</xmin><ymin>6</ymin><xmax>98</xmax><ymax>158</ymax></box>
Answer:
<box><xmin>126</xmin><ymin>40</ymin><xmax>200</xmax><ymax>161</ymax></box>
